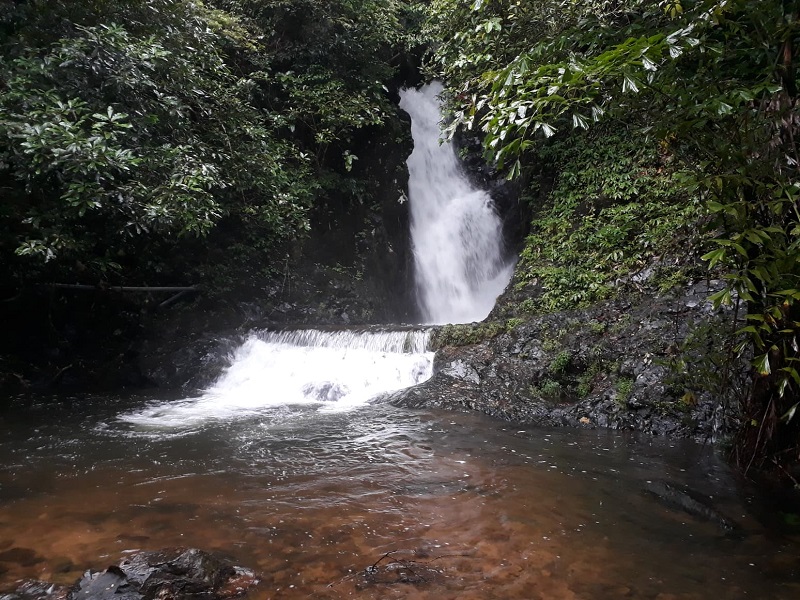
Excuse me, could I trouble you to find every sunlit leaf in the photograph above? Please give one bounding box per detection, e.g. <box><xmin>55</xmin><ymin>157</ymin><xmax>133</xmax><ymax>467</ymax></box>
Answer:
<box><xmin>701</xmin><ymin>247</ymin><xmax>726</xmax><ymax>267</ymax></box>
<box><xmin>572</xmin><ymin>113</ymin><xmax>589</xmax><ymax>129</ymax></box>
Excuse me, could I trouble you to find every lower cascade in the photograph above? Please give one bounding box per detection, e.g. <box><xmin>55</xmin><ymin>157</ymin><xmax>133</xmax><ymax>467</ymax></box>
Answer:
<box><xmin>120</xmin><ymin>329</ymin><xmax>433</xmax><ymax>428</ymax></box>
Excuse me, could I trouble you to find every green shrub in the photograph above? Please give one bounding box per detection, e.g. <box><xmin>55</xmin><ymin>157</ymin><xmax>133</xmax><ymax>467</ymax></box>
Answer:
<box><xmin>512</xmin><ymin>130</ymin><xmax>702</xmax><ymax>313</ymax></box>
<box><xmin>615</xmin><ymin>377</ymin><xmax>635</xmax><ymax>404</ymax></box>
<box><xmin>531</xmin><ymin>378</ymin><xmax>562</xmax><ymax>401</ymax></box>
<box><xmin>433</xmin><ymin>322</ymin><xmax>504</xmax><ymax>348</ymax></box>
<box><xmin>550</xmin><ymin>350</ymin><xmax>572</xmax><ymax>374</ymax></box>
<box><xmin>588</xmin><ymin>320</ymin><xmax>607</xmax><ymax>334</ymax></box>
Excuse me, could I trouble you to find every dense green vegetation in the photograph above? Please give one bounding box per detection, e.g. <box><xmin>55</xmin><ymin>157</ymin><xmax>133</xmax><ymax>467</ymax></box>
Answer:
<box><xmin>1</xmin><ymin>0</ymin><xmax>798</xmax><ymax>476</ymax></box>
<box><xmin>425</xmin><ymin>0</ymin><xmax>800</xmax><ymax>474</ymax></box>
<box><xmin>515</xmin><ymin>128</ymin><xmax>703</xmax><ymax>311</ymax></box>
<box><xmin>0</xmin><ymin>0</ymin><xmax>422</xmax><ymax>290</ymax></box>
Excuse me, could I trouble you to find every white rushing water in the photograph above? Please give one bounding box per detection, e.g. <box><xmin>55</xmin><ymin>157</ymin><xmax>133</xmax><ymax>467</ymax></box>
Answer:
<box><xmin>399</xmin><ymin>81</ymin><xmax>514</xmax><ymax>324</ymax></box>
<box><xmin>121</xmin><ymin>85</ymin><xmax>516</xmax><ymax>430</ymax></box>
<box><xmin>120</xmin><ymin>329</ymin><xmax>433</xmax><ymax>429</ymax></box>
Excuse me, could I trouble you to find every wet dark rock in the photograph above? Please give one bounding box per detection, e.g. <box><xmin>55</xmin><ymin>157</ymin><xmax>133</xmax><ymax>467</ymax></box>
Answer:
<box><xmin>115</xmin><ymin>547</ymin><xmax>256</xmax><ymax>599</ymax></box>
<box><xmin>136</xmin><ymin>304</ymin><xmax>249</xmax><ymax>390</ymax></box>
<box><xmin>302</xmin><ymin>381</ymin><xmax>349</xmax><ymax>402</ymax></box>
<box><xmin>0</xmin><ymin>579</ymin><xmax>73</xmax><ymax>600</ymax></box>
<box><xmin>388</xmin><ymin>282</ymin><xmax>749</xmax><ymax>440</ymax></box>
<box><xmin>439</xmin><ymin>359</ymin><xmax>481</xmax><ymax>385</ymax></box>
<box><xmin>0</xmin><ymin>549</ymin><xmax>258</xmax><ymax>600</ymax></box>
<box><xmin>75</xmin><ymin>566</ymin><xmax>139</xmax><ymax>600</ymax></box>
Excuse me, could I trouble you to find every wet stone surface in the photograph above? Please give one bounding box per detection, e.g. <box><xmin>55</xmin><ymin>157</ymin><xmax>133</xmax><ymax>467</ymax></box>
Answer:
<box><xmin>389</xmin><ymin>281</ymin><xmax>748</xmax><ymax>440</ymax></box>
<box><xmin>0</xmin><ymin>549</ymin><xmax>258</xmax><ymax>600</ymax></box>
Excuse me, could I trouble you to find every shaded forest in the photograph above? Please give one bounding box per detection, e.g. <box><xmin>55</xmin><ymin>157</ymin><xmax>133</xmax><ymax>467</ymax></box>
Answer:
<box><xmin>1</xmin><ymin>0</ymin><xmax>799</xmax><ymax>477</ymax></box>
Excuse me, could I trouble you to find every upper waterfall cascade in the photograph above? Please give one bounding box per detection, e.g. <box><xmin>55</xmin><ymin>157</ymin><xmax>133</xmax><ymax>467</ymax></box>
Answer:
<box><xmin>399</xmin><ymin>82</ymin><xmax>514</xmax><ymax>325</ymax></box>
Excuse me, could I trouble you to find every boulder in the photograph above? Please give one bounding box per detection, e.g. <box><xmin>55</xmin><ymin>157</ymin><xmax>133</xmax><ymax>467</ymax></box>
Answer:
<box><xmin>0</xmin><ymin>549</ymin><xmax>258</xmax><ymax>600</ymax></box>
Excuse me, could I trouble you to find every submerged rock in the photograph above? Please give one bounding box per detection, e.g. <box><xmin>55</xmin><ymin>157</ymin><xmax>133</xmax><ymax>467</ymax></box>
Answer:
<box><xmin>352</xmin><ymin>551</ymin><xmax>446</xmax><ymax>590</ymax></box>
<box><xmin>0</xmin><ymin>549</ymin><xmax>258</xmax><ymax>600</ymax></box>
<box><xmin>643</xmin><ymin>480</ymin><xmax>741</xmax><ymax>533</ymax></box>
<box><xmin>74</xmin><ymin>566</ymin><xmax>138</xmax><ymax>600</ymax></box>
<box><xmin>0</xmin><ymin>548</ymin><xmax>45</xmax><ymax>568</ymax></box>
<box><xmin>302</xmin><ymin>381</ymin><xmax>350</xmax><ymax>402</ymax></box>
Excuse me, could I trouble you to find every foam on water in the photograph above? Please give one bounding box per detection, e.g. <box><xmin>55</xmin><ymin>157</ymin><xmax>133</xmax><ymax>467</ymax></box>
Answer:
<box><xmin>119</xmin><ymin>330</ymin><xmax>433</xmax><ymax>429</ymax></box>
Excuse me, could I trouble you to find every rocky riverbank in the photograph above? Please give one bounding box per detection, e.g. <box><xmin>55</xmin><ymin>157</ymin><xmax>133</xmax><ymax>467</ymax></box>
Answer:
<box><xmin>387</xmin><ymin>280</ymin><xmax>748</xmax><ymax>442</ymax></box>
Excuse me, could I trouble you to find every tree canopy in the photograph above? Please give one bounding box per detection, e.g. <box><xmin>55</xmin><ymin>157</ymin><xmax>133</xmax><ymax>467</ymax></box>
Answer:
<box><xmin>0</xmin><ymin>0</ymin><xmax>421</xmax><ymax>289</ymax></box>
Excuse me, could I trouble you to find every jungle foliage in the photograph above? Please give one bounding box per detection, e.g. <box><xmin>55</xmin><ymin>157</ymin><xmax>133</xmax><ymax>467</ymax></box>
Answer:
<box><xmin>425</xmin><ymin>0</ymin><xmax>800</xmax><ymax>474</ymax></box>
<box><xmin>0</xmin><ymin>0</ymin><xmax>423</xmax><ymax>290</ymax></box>
<box><xmin>515</xmin><ymin>127</ymin><xmax>703</xmax><ymax>311</ymax></box>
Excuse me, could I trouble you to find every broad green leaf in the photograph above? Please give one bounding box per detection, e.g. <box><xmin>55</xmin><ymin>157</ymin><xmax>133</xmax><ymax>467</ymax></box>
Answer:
<box><xmin>754</xmin><ymin>353</ymin><xmax>771</xmax><ymax>375</ymax></box>
<box><xmin>541</xmin><ymin>123</ymin><xmax>556</xmax><ymax>137</ymax></box>
<box><xmin>708</xmin><ymin>288</ymin><xmax>733</xmax><ymax>307</ymax></box>
<box><xmin>622</xmin><ymin>74</ymin><xmax>640</xmax><ymax>93</ymax></box>
<box><xmin>572</xmin><ymin>113</ymin><xmax>589</xmax><ymax>129</ymax></box>
<box><xmin>701</xmin><ymin>247</ymin><xmax>726</xmax><ymax>267</ymax></box>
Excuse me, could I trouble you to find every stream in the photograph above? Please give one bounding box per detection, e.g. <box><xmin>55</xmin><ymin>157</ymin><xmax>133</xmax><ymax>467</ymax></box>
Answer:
<box><xmin>0</xmin><ymin>385</ymin><xmax>797</xmax><ymax>599</ymax></box>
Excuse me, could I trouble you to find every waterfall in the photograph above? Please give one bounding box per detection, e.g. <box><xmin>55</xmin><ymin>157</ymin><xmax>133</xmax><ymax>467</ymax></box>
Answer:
<box><xmin>399</xmin><ymin>81</ymin><xmax>514</xmax><ymax>325</ymax></box>
<box><xmin>120</xmin><ymin>83</ymin><xmax>516</xmax><ymax>430</ymax></box>
<box><xmin>119</xmin><ymin>329</ymin><xmax>434</xmax><ymax>428</ymax></box>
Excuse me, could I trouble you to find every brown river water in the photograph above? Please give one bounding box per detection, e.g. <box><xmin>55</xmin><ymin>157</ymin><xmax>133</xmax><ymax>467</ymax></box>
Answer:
<box><xmin>0</xmin><ymin>395</ymin><xmax>798</xmax><ymax>599</ymax></box>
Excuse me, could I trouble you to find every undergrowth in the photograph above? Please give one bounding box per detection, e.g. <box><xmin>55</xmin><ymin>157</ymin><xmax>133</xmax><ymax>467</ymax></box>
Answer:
<box><xmin>515</xmin><ymin>128</ymin><xmax>705</xmax><ymax>312</ymax></box>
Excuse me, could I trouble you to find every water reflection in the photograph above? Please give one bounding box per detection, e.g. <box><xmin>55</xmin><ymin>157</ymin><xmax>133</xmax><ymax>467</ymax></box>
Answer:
<box><xmin>0</xmin><ymin>397</ymin><xmax>797</xmax><ymax>599</ymax></box>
